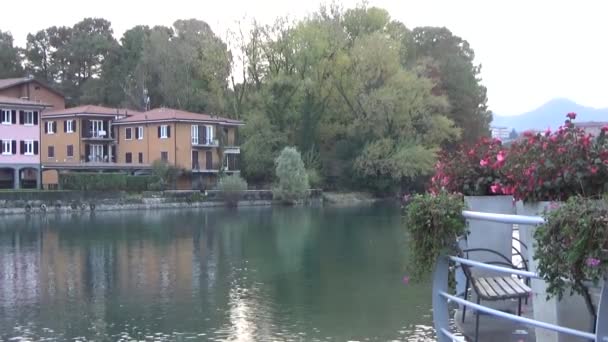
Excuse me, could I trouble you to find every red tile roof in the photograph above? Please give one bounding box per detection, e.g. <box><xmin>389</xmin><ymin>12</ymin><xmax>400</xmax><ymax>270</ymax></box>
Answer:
<box><xmin>0</xmin><ymin>77</ymin><xmax>64</xmax><ymax>97</ymax></box>
<box><xmin>43</xmin><ymin>105</ymin><xmax>141</xmax><ymax>117</ymax></box>
<box><xmin>114</xmin><ymin>107</ymin><xmax>243</xmax><ymax>126</ymax></box>
<box><xmin>0</xmin><ymin>95</ymin><xmax>51</xmax><ymax>107</ymax></box>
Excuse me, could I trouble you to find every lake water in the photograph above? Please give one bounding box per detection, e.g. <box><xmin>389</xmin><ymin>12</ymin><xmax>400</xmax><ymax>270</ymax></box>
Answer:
<box><xmin>0</xmin><ymin>204</ymin><xmax>434</xmax><ymax>341</ymax></box>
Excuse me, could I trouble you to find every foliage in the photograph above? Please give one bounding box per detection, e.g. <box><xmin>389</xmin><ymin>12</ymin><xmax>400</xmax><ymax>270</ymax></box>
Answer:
<box><xmin>0</xmin><ymin>30</ymin><xmax>23</xmax><ymax>77</ymax></box>
<box><xmin>502</xmin><ymin>113</ymin><xmax>605</xmax><ymax>202</ymax></box>
<box><xmin>60</xmin><ymin>173</ymin><xmax>157</xmax><ymax>191</ymax></box>
<box><xmin>125</xmin><ymin>176</ymin><xmax>157</xmax><ymax>192</ymax></box>
<box><xmin>430</xmin><ymin>136</ymin><xmax>510</xmax><ymax>196</ymax></box>
<box><xmin>534</xmin><ymin>196</ymin><xmax>608</xmax><ymax>316</ymax></box>
<box><xmin>217</xmin><ymin>174</ymin><xmax>248</xmax><ymax>206</ymax></box>
<box><xmin>403</xmin><ymin>191</ymin><xmax>467</xmax><ymax>280</ymax></box>
<box><xmin>150</xmin><ymin>160</ymin><xmax>180</xmax><ymax>190</ymax></box>
<box><xmin>240</xmin><ymin>112</ymin><xmax>285</xmax><ymax>183</ymax></box>
<box><xmin>273</xmin><ymin>147</ymin><xmax>310</xmax><ymax>202</ymax></box>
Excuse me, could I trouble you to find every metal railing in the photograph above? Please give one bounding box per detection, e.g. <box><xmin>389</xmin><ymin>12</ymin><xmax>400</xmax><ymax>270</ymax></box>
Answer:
<box><xmin>432</xmin><ymin>211</ymin><xmax>608</xmax><ymax>342</ymax></box>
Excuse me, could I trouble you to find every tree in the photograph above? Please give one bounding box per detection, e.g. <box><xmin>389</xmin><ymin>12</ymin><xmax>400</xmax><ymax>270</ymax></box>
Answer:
<box><xmin>241</xmin><ymin>112</ymin><xmax>285</xmax><ymax>183</ymax></box>
<box><xmin>273</xmin><ymin>147</ymin><xmax>310</xmax><ymax>202</ymax></box>
<box><xmin>409</xmin><ymin>27</ymin><xmax>492</xmax><ymax>142</ymax></box>
<box><xmin>509</xmin><ymin>128</ymin><xmax>518</xmax><ymax>140</ymax></box>
<box><xmin>0</xmin><ymin>30</ymin><xmax>23</xmax><ymax>78</ymax></box>
<box><xmin>217</xmin><ymin>174</ymin><xmax>248</xmax><ymax>206</ymax></box>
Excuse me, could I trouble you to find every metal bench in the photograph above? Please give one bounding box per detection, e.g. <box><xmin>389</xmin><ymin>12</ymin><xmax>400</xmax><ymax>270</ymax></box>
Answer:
<box><xmin>460</xmin><ymin>248</ymin><xmax>532</xmax><ymax>342</ymax></box>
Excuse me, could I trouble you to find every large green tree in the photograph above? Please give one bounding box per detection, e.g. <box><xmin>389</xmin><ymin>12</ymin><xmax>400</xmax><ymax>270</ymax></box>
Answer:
<box><xmin>0</xmin><ymin>30</ymin><xmax>23</xmax><ymax>78</ymax></box>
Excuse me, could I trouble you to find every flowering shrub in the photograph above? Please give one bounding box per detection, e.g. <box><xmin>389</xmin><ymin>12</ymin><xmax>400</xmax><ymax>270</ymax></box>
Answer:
<box><xmin>534</xmin><ymin>196</ymin><xmax>608</xmax><ymax>316</ymax></box>
<box><xmin>430</xmin><ymin>137</ymin><xmax>510</xmax><ymax>195</ymax></box>
<box><xmin>502</xmin><ymin>113</ymin><xmax>605</xmax><ymax>202</ymax></box>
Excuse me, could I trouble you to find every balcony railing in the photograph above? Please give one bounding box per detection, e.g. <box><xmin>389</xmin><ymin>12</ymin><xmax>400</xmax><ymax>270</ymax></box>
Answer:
<box><xmin>191</xmin><ymin>138</ymin><xmax>219</xmax><ymax>147</ymax></box>
<box><xmin>83</xmin><ymin>130</ymin><xmax>113</xmax><ymax>139</ymax></box>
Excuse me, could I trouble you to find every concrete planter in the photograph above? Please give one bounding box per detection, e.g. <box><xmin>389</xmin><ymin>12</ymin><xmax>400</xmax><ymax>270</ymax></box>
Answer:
<box><xmin>516</xmin><ymin>201</ymin><xmax>595</xmax><ymax>342</ymax></box>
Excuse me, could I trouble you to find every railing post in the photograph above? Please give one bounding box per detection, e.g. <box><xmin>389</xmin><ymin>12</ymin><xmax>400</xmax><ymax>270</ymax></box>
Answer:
<box><xmin>596</xmin><ymin>278</ymin><xmax>607</xmax><ymax>342</ymax></box>
<box><xmin>433</xmin><ymin>255</ymin><xmax>451</xmax><ymax>342</ymax></box>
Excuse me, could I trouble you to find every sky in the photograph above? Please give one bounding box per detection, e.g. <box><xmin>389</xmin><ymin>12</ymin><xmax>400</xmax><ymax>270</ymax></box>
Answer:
<box><xmin>4</xmin><ymin>0</ymin><xmax>608</xmax><ymax>116</ymax></box>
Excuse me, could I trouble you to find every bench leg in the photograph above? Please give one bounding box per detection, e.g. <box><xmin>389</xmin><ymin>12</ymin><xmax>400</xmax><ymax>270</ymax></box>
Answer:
<box><xmin>475</xmin><ymin>296</ymin><xmax>481</xmax><ymax>342</ymax></box>
<box><xmin>518</xmin><ymin>297</ymin><xmax>522</xmax><ymax>316</ymax></box>
<box><xmin>462</xmin><ymin>278</ymin><xmax>469</xmax><ymax>323</ymax></box>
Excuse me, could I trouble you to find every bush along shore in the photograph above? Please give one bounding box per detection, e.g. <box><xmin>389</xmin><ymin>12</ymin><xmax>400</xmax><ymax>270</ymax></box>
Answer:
<box><xmin>0</xmin><ymin>189</ymin><xmax>324</xmax><ymax>216</ymax></box>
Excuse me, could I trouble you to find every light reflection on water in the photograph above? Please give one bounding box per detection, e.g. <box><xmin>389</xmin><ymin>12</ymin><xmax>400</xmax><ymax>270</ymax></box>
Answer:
<box><xmin>0</xmin><ymin>205</ymin><xmax>436</xmax><ymax>341</ymax></box>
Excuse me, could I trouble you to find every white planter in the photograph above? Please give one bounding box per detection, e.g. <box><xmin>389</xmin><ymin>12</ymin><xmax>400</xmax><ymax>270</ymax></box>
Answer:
<box><xmin>516</xmin><ymin>201</ymin><xmax>595</xmax><ymax>342</ymax></box>
<box><xmin>455</xmin><ymin>196</ymin><xmax>514</xmax><ymax>301</ymax></box>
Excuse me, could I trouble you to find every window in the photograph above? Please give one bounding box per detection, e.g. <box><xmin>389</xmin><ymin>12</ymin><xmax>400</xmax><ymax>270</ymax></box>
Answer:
<box><xmin>161</xmin><ymin>151</ymin><xmax>168</xmax><ymax>162</ymax></box>
<box><xmin>191</xmin><ymin>125</ymin><xmax>199</xmax><ymax>144</ymax></box>
<box><xmin>137</xmin><ymin>126</ymin><xmax>144</xmax><ymax>140</ymax></box>
<box><xmin>205</xmin><ymin>125</ymin><xmax>214</xmax><ymax>144</ymax></box>
<box><xmin>2</xmin><ymin>109</ymin><xmax>14</xmax><ymax>124</ymax></box>
<box><xmin>2</xmin><ymin>140</ymin><xmax>13</xmax><ymax>155</ymax></box>
<box><xmin>46</xmin><ymin>121</ymin><xmax>55</xmax><ymax>134</ymax></box>
<box><xmin>23</xmin><ymin>111</ymin><xmax>34</xmax><ymax>125</ymax></box>
<box><xmin>125</xmin><ymin>127</ymin><xmax>132</xmax><ymax>140</ymax></box>
<box><xmin>160</xmin><ymin>125</ymin><xmax>169</xmax><ymax>139</ymax></box>
<box><xmin>22</xmin><ymin>140</ymin><xmax>34</xmax><ymax>155</ymax></box>
<box><xmin>125</xmin><ymin>152</ymin><xmax>132</xmax><ymax>163</ymax></box>
<box><xmin>48</xmin><ymin>146</ymin><xmax>55</xmax><ymax>158</ymax></box>
<box><xmin>138</xmin><ymin>152</ymin><xmax>143</xmax><ymax>164</ymax></box>
<box><xmin>90</xmin><ymin>120</ymin><xmax>104</xmax><ymax>137</ymax></box>
<box><xmin>65</xmin><ymin>119</ymin><xmax>74</xmax><ymax>133</ymax></box>
<box><xmin>67</xmin><ymin>145</ymin><xmax>74</xmax><ymax>158</ymax></box>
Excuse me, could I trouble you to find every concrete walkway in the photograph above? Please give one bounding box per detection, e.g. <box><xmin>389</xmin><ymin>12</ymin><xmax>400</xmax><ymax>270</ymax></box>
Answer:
<box><xmin>453</xmin><ymin>299</ymin><xmax>536</xmax><ymax>341</ymax></box>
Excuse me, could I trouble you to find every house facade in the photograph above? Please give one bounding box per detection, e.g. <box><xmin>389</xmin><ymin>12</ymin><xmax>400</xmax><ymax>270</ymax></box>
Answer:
<box><xmin>0</xmin><ymin>96</ymin><xmax>50</xmax><ymax>189</ymax></box>
<box><xmin>113</xmin><ymin>108</ymin><xmax>243</xmax><ymax>189</ymax></box>
<box><xmin>40</xmin><ymin>105</ymin><xmax>143</xmax><ymax>188</ymax></box>
<box><xmin>0</xmin><ymin>77</ymin><xmax>65</xmax><ymax>110</ymax></box>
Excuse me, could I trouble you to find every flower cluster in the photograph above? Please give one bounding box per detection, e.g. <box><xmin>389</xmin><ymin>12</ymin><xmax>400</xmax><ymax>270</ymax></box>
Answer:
<box><xmin>430</xmin><ymin>137</ymin><xmax>509</xmax><ymax>196</ymax></box>
<box><xmin>502</xmin><ymin>113</ymin><xmax>608</xmax><ymax>202</ymax></box>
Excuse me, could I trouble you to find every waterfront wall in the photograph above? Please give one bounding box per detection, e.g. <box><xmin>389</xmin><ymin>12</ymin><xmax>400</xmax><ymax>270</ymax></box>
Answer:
<box><xmin>0</xmin><ymin>189</ymin><xmax>324</xmax><ymax>215</ymax></box>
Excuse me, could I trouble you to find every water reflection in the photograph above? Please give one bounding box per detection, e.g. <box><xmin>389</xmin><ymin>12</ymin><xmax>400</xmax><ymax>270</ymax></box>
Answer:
<box><xmin>0</xmin><ymin>205</ymin><xmax>435</xmax><ymax>341</ymax></box>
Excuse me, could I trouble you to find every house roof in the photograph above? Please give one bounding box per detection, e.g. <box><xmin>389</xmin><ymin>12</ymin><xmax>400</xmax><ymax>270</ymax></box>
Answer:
<box><xmin>42</xmin><ymin>105</ymin><xmax>142</xmax><ymax>118</ymax></box>
<box><xmin>574</xmin><ymin>121</ymin><xmax>608</xmax><ymax>128</ymax></box>
<box><xmin>113</xmin><ymin>107</ymin><xmax>243</xmax><ymax>126</ymax></box>
<box><xmin>0</xmin><ymin>95</ymin><xmax>51</xmax><ymax>108</ymax></box>
<box><xmin>0</xmin><ymin>77</ymin><xmax>64</xmax><ymax>98</ymax></box>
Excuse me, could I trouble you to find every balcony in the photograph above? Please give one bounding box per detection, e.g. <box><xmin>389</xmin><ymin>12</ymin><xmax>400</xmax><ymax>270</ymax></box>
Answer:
<box><xmin>191</xmin><ymin>160</ymin><xmax>221</xmax><ymax>173</ymax></box>
<box><xmin>82</xmin><ymin>130</ymin><xmax>114</xmax><ymax>141</ymax></box>
<box><xmin>192</xmin><ymin>138</ymin><xmax>219</xmax><ymax>147</ymax></box>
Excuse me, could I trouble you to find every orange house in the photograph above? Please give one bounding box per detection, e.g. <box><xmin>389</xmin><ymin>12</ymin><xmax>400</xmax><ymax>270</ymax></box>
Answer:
<box><xmin>113</xmin><ymin>107</ymin><xmax>243</xmax><ymax>190</ymax></box>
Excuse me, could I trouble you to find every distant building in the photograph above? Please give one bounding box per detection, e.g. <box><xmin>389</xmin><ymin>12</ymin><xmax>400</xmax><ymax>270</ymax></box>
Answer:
<box><xmin>490</xmin><ymin>126</ymin><xmax>510</xmax><ymax>140</ymax></box>
<box><xmin>0</xmin><ymin>77</ymin><xmax>65</xmax><ymax>110</ymax></box>
<box><xmin>574</xmin><ymin>121</ymin><xmax>608</xmax><ymax>137</ymax></box>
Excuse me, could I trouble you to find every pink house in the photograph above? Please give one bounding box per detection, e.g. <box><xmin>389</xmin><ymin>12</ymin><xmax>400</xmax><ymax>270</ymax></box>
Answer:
<box><xmin>0</xmin><ymin>96</ymin><xmax>50</xmax><ymax>189</ymax></box>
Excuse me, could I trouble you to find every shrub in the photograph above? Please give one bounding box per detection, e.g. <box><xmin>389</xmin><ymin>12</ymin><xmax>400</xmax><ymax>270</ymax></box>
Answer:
<box><xmin>151</xmin><ymin>160</ymin><xmax>180</xmax><ymax>190</ymax></box>
<box><xmin>60</xmin><ymin>173</ymin><xmax>127</xmax><ymax>191</ymax></box>
<box><xmin>217</xmin><ymin>174</ymin><xmax>248</xmax><ymax>206</ymax></box>
<box><xmin>306</xmin><ymin>168</ymin><xmax>323</xmax><ymax>188</ymax></box>
<box><xmin>534</xmin><ymin>196</ymin><xmax>608</xmax><ymax>317</ymax></box>
<box><xmin>273</xmin><ymin>147</ymin><xmax>310</xmax><ymax>203</ymax></box>
<box><xmin>125</xmin><ymin>176</ymin><xmax>156</xmax><ymax>192</ymax></box>
<box><xmin>430</xmin><ymin>136</ymin><xmax>509</xmax><ymax>196</ymax></box>
<box><xmin>404</xmin><ymin>191</ymin><xmax>467</xmax><ymax>280</ymax></box>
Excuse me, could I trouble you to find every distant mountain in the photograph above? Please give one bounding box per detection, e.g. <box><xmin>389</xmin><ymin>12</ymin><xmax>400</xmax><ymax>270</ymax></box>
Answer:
<box><xmin>492</xmin><ymin>98</ymin><xmax>608</xmax><ymax>132</ymax></box>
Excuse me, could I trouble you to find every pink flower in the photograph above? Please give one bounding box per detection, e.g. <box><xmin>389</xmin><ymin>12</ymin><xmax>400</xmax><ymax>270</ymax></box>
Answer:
<box><xmin>602</xmin><ymin>125</ymin><xmax>608</xmax><ymax>133</ymax></box>
<box><xmin>545</xmin><ymin>127</ymin><xmax>551</xmax><ymax>136</ymax></box>
<box><xmin>502</xmin><ymin>186</ymin><xmax>514</xmax><ymax>195</ymax></box>
<box><xmin>586</xmin><ymin>258</ymin><xmax>601</xmax><ymax>268</ymax></box>
<box><xmin>467</xmin><ymin>149</ymin><xmax>475</xmax><ymax>156</ymax></box>
<box><xmin>490</xmin><ymin>184</ymin><xmax>502</xmax><ymax>194</ymax></box>
<box><xmin>497</xmin><ymin>151</ymin><xmax>506</xmax><ymax>162</ymax></box>
<box><xmin>590</xmin><ymin>166</ymin><xmax>599</xmax><ymax>175</ymax></box>
<box><xmin>567</xmin><ymin>112</ymin><xmax>577</xmax><ymax>120</ymax></box>
<box><xmin>480</xmin><ymin>159</ymin><xmax>489</xmax><ymax>167</ymax></box>
<box><xmin>548</xmin><ymin>202</ymin><xmax>560</xmax><ymax>210</ymax></box>
<box><xmin>549</xmin><ymin>135</ymin><xmax>558</xmax><ymax>143</ymax></box>
<box><xmin>558</xmin><ymin>147</ymin><xmax>567</xmax><ymax>154</ymax></box>
<box><xmin>402</xmin><ymin>275</ymin><xmax>410</xmax><ymax>285</ymax></box>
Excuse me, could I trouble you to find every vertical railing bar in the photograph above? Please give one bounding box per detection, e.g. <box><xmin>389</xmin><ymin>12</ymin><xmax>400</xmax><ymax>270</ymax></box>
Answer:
<box><xmin>596</xmin><ymin>278</ymin><xmax>607</xmax><ymax>342</ymax></box>
<box><xmin>440</xmin><ymin>328</ymin><xmax>466</xmax><ymax>342</ymax></box>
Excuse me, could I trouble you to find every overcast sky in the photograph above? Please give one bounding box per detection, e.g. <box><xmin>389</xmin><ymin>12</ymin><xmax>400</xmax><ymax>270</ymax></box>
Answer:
<box><xmin>4</xmin><ymin>0</ymin><xmax>608</xmax><ymax>115</ymax></box>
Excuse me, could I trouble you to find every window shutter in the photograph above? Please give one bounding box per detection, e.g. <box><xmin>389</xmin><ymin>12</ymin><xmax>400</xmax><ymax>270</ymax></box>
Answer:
<box><xmin>63</xmin><ymin>120</ymin><xmax>67</xmax><ymax>132</ymax></box>
<box><xmin>158</xmin><ymin>126</ymin><xmax>161</xmax><ymax>138</ymax></box>
<box><xmin>44</xmin><ymin>122</ymin><xmax>48</xmax><ymax>133</ymax></box>
<box><xmin>19</xmin><ymin>111</ymin><xmax>24</xmax><ymax>124</ymax></box>
<box><xmin>103</xmin><ymin>120</ymin><xmax>109</xmax><ymax>134</ymax></box>
<box><xmin>85</xmin><ymin>144</ymin><xmax>90</xmax><ymax>161</ymax></box>
<box><xmin>33</xmin><ymin>111</ymin><xmax>38</xmax><ymax>125</ymax></box>
<box><xmin>135</xmin><ymin>127</ymin><xmax>140</xmax><ymax>139</ymax></box>
<box><xmin>201</xmin><ymin>125</ymin><xmax>207</xmax><ymax>142</ymax></box>
<box><xmin>82</xmin><ymin>120</ymin><xmax>89</xmax><ymax>138</ymax></box>
<box><xmin>11</xmin><ymin>140</ymin><xmax>16</xmax><ymax>155</ymax></box>
<box><xmin>34</xmin><ymin>141</ymin><xmax>39</xmax><ymax>155</ymax></box>
<box><xmin>167</xmin><ymin>125</ymin><xmax>171</xmax><ymax>138</ymax></box>
<box><xmin>103</xmin><ymin>145</ymin><xmax>108</xmax><ymax>158</ymax></box>
<box><xmin>53</xmin><ymin>121</ymin><xmax>57</xmax><ymax>133</ymax></box>
<box><xmin>11</xmin><ymin>110</ymin><xmax>16</xmax><ymax>124</ymax></box>
<box><xmin>20</xmin><ymin>141</ymin><xmax>24</xmax><ymax>155</ymax></box>
<box><xmin>72</xmin><ymin>120</ymin><xmax>76</xmax><ymax>132</ymax></box>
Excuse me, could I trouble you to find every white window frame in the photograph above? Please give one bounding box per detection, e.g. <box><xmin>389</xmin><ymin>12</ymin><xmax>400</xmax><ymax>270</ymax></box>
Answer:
<box><xmin>66</xmin><ymin>119</ymin><xmax>73</xmax><ymax>133</ymax></box>
<box><xmin>191</xmin><ymin>125</ymin><xmax>199</xmax><ymax>144</ymax></box>
<box><xmin>2</xmin><ymin>109</ymin><xmax>12</xmax><ymax>125</ymax></box>
<box><xmin>137</xmin><ymin>126</ymin><xmax>144</xmax><ymax>140</ymax></box>
<box><xmin>47</xmin><ymin>121</ymin><xmax>55</xmax><ymax>134</ymax></box>
<box><xmin>23</xmin><ymin>140</ymin><xmax>34</xmax><ymax>155</ymax></box>
<box><xmin>160</xmin><ymin>125</ymin><xmax>169</xmax><ymax>139</ymax></box>
<box><xmin>2</xmin><ymin>140</ymin><xmax>11</xmax><ymax>155</ymax></box>
<box><xmin>125</xmin><ymin>127</ymin><xmax>133</xmax><ymax>140</ymax></box>
<box><xmin>91</xmin><ymin>120</ymin><xmax>104</xmax><ymax>137</ymax></box>
<box><xmin>205</xmin><ymin>125</ymin><xmax>214</xmax><ymax>144</ymax></box>
<box><xmin>24</xmin><ymin>111</ymin><xmax>34</xmax><ymax>125</ymax></box>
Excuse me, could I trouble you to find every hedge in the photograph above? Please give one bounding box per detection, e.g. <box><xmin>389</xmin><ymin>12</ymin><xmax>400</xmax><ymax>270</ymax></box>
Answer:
<box><xmin>59</xmin><ymin>173</ymin><xmax>157</xmax><ymax>192</ymax></box>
